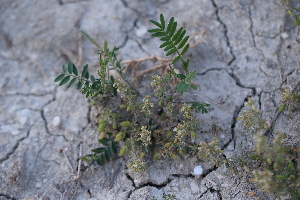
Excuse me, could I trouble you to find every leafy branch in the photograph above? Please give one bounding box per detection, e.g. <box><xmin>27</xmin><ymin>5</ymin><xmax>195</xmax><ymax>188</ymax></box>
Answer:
<box><xmin>148</xmin><ymin>14</ymin><xmax>198</xmax><ymax>95</ymax></box>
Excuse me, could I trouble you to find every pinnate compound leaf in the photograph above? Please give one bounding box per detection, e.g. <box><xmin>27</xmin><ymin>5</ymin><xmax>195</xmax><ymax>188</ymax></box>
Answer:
<box><xmin>67</xmin><ymin>77</ymin><xmax>76</xmax><ymax>89</ymax></box>
<box><xmin>59</xmin><ymin>76</ymin><xmax>70</xmax><ymax>86</ymax></box>
<box><xmin>166</xmin><ymin>17</ymin><xmax>174</xmax><ymax>34</ymax></box>
<box><xmin>68</xmin><ymin>62</ymin><xmax>73</xmax><ymax>74</ymax></box>
<box><xmin>180</xmin><ymin>43</ymin><xmax>189</xmax><ymax>55</ymax></box>
<box><xmin>151</xmin><ymin>32</ymin><xmax>167</xmax><ymax>37</ymax></box>
<box><xmin>73</xmin><ymin>65</ymin><xmax>78</xmax><ymax>76</ymax></box>
<box><xmin>160</xmin><ymin>14</ymin><xmax>165</xmax><ymax>29</ymax></box>
<box><xmin>149</xmin><ymin>20</ymin><xmax>162</xmax><ymax>28</ymax></box>
<box><xmin>54</xmin><ymin>74</ymin><xmax>65</xmax><ymax>82</ymax></box>
<box><xmin>172</xmin><ymin>56</ymin><xmax>181</xmax><ymax>64</ymax></box>
<box><xmin>166</xmin><ymin>48</ymin><xmax>177</xmax><ymax>56</ymax></box>
<box><xmin>177</xmin><ymin>36</ymin><xmax>189</xmax><ymax>49</ymax></box>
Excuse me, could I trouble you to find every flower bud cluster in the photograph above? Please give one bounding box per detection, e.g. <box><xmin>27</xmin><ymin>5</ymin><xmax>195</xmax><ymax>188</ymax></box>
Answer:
<box><xmin>139</xmin><ymin>126</ymin><xmax>152</xmax><ymax>147</ymax></box>
<box><xmin>141</xmin><ymin>95</ymin><xmax>154</xmax><ymax>116</ymax></box>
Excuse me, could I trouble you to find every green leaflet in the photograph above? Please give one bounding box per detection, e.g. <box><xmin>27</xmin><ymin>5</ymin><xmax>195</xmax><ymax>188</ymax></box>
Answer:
<box><xmin>172</xmin><ymin>56</ymin><xmax>181</xmax><ymax>64</ymax></box>
<box><xmin>160</xmin><ymin>14</ymin><xmax>165</xmax><ymax>29</ymax></box>
<box><xmin>181</xmin><ymin>43</ymin><xmax>189</xmax><ymax>55</ymax></box>
<box><xmin>174</xmin><ymin>81</ymin><xmax>190</xmax><ymax>95</ymax></box>
<box><xmin>177</xmin><ymin>36</ymin><xmax>189</xmax><ymax>49</ymax></box>
<box><xmin>62</xmin><ymin>64</ymin><xmax>66</xmax><ymax>73</ymax></box>
<box><xmin>68</xmin><ymin>61</ymin><xmax>73</xmax><ymax>74</ymax></box>
<box><xmin>54</xmin><ymin>74</ymin><xmax>65</xmax><ymax>82</ymax></box>
<box><xmin>67</xmin><ymin>78</ymin><xmax>77</xmax><ymax>89</ymax></box>
<box><xmin>59</xmin><ymin>76</ymin><xmax>70</xmax><ymax>86</ymax></box>
<box><xmin>149</xmin><ymin>20</ymin><xmax>162</xmax><ymax>28</ymax></box>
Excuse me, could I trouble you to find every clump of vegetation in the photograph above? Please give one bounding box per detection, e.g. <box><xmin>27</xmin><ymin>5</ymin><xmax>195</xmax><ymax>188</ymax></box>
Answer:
<box><xmin>151</xmin><ymin>194</ymin><xmax>177</xmax><ymax>200</ymax></box>
<box><xmin>282</xmin><ymin>0</ymin><xmax>300</xmax><ymax>25</ymax></box>
<box><xmin>54</xmin><ymin>14</ymin><xmax>219</xmax><ymax>173</ymax></box>
<box><xmin>279</xmin><ymin>87</ymin><xmax>300</xmax><ymax>112</ymax></box>
<box><xmin>237</xmin><ymin>97</ymin><xmax>300</xmax><ymax>200</ymax></box>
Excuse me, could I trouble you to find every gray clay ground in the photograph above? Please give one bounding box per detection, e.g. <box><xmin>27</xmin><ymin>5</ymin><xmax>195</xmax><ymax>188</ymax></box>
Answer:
<box><xmin>0</xmin><ymin>0</ymin><xmax>300</xmax><ymax>200</ymax></box>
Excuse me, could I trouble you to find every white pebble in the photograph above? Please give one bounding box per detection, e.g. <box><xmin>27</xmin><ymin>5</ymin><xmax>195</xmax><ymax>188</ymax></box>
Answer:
<box><xmin>194</xmin><ymin>165</ymin><xmax>203</xmax><ymax>175</ymax></box>
<box><xmin>52</xmin><ymin>116</ymin><xmax>61</xmax><ymax>127</ymax></box>
<box><xmin>281</xmin><ymin>32</ymin><xmax>289</xmax><ymax>39</ymax></box>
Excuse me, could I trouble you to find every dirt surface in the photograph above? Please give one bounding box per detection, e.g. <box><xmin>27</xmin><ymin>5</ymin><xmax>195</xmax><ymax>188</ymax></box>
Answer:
<box><xmin>0</xmin><ymin>0</ymin><xmax>299</xmax><ymax>199</ymax></box>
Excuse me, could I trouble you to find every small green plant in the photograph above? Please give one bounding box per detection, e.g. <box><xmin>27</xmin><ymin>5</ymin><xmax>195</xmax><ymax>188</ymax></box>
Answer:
<box><xmin>237</xmin><ymin>97</ymin><xmax>300</xmax><ymax>200</ymax></box>
<box><xmin>151</xmin><ymin>194</ymin><xmax>177</xmax><ymax>200</ymax></box>
<box><xmin>279</xmin><ymin>87</ymin><xmax>300</xmax><ymax>112</ymax></box>
<box><xmin>282</xmin><ymin>0</ymin><xmax>300</xmax><ymax>25</ymax></box>
<box><xmin>54</xmin><ymin>14</ymin><xmax>217</xmax><ymax>172</ymax></box>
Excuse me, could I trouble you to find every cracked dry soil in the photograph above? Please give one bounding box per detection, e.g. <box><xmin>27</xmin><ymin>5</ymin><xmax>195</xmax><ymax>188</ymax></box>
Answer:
<box><xmin>0</xmin><ymin>0</ymin><xmax>300</xmax><ymax>199</ymax></box>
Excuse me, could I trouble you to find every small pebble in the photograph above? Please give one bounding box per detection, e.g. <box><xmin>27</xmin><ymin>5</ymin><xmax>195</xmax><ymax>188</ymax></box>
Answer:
<box><xmin>52</xmin><ymin>116</ymin><xmax>61</xmax><ymax>127</ymax></box>
<box><xmin>194</xmin><ymin>165</ymin><xmax>203</xmax><ymax>175</ymax></box>
<box><xmin>281</xmin><ymin>32</ymin><xmax>289</xmax><ymax>39</ymax></box>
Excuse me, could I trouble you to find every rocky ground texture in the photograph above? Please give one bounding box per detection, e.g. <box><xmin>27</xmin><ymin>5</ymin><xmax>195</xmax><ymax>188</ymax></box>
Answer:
<box><xmin>0</xmin><ymin>0</ymin><xmax>299</xmax><ymax>199</ymax></box>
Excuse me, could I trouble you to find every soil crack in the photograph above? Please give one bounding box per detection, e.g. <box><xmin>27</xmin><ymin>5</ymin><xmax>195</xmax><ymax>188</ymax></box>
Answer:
<box><xmin>0</xmin><ymin>193</ymin><xmax>16</xmax><ymax>200</ymax></box>
<box><xmin>0</xmin><ymin>125</ymin><xmax>31</xmax><ymax>163</ymax></box>
<box><xmin>211</xmin><ymin>0</ymin><xmax>236</xmax><ymax>66</ymax></box>
<box><xmin>40</xmin><ymin>87</ymin><xmax>68</xmax><ymax>141</ymax></box>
